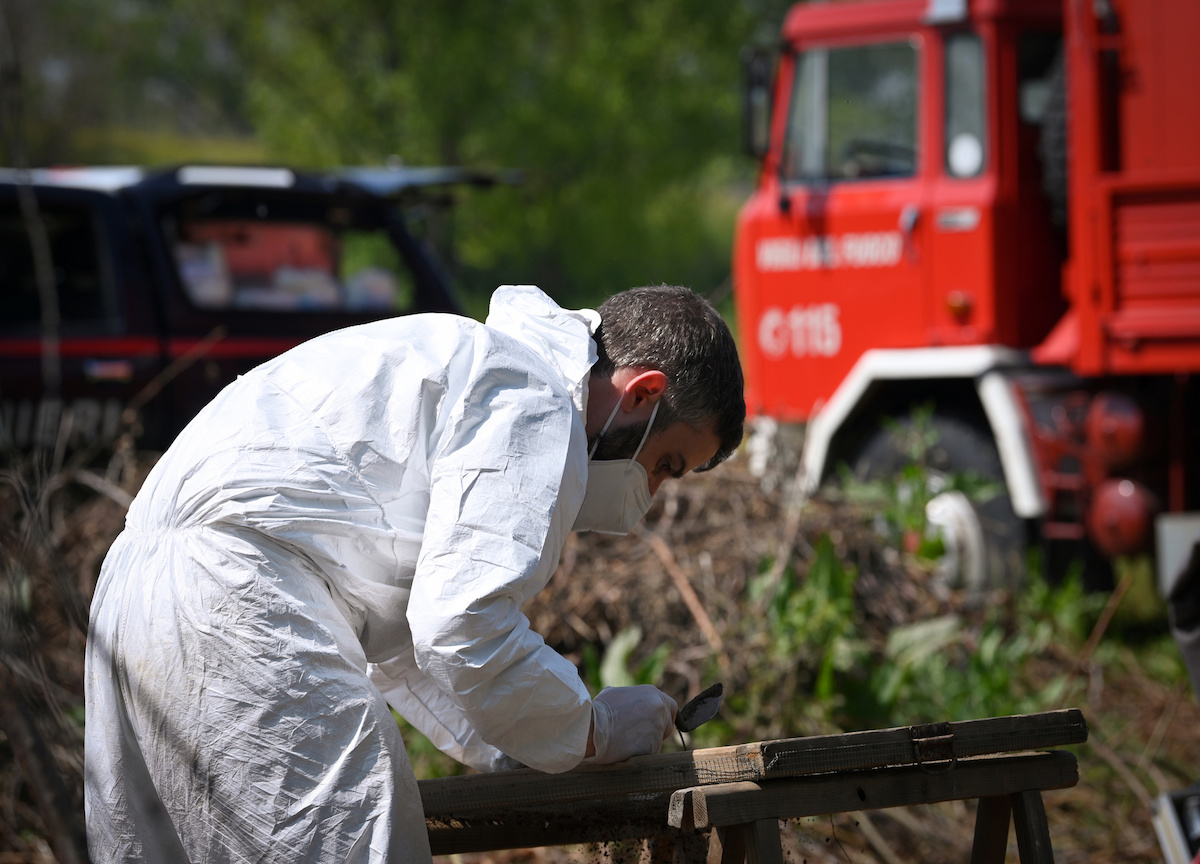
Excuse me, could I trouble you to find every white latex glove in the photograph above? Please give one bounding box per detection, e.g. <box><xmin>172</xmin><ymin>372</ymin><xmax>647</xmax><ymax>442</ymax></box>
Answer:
<box><xmin>588</xmin><ymin>685</ymin><xmax>678</xmax><ymax>764</ymax></box>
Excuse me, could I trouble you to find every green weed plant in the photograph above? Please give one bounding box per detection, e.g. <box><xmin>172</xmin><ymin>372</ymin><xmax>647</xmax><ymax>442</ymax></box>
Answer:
<box><xmin>868</xmin><ymin>569</ymin><xmax>1096</xmax><ymax>724</ymax></box>
<box><xmin>738</xmin><ymin>416</ymin><xmax>1105</xmax><ymax>736</ymax></box>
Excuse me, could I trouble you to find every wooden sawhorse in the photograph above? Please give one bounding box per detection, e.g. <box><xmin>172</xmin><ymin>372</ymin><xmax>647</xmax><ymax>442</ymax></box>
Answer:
<box><xmin>420</xmin><ymin>709</ymin><xmax>1086</xmax><ymax>864</ymax></box>
<box><xmin>668</xmin><ymin>750</ymin><xmax>1076</xmax><ymax>864</ymax></box>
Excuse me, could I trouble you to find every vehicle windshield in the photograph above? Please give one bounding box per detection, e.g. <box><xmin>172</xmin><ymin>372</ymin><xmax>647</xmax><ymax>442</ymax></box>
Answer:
<box><xmin>782</xmin><ymin>39</ymin><xmax>918</xmax><ymax>183</ymax></box>
<box><xmin>163</xmin><ymin>194</ymin><xmax>417</xmax><ymax>313</ymax></box>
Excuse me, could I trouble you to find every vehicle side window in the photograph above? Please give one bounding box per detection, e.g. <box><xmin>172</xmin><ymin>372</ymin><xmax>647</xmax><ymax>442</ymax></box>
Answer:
<box><xmin>944</xmin><ymin>32</ymin><xmax>986</xmax><ymax>178</ymax></box>
<box><xmin>164</xmin><ymin>202</ymin><xmax>417</xmax><ymax>313</ymax></box>
<box><xmin>1018</xmin><ymin>32</ymin><xmax>1062</xmax><ymax>126</ymax></box>
<box><xmin>783</xmin><ymin>40</ymin><xmax>918</xmax><ymax>183</ymax></box>
<box><xmin>0</xmin><ymin>199</ymin><xmax>117</xmax><ymax>333</ymax></box>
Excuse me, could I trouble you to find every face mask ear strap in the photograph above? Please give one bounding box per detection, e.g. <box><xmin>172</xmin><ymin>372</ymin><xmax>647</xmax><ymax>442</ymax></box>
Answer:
<box><xmin>630</xmin><ymin>401</ymin><xmax>661</xmax><ymax>462</ymax></box>
<box><xmin>589</xmin><ymin>398</ymin><xmax>625</xmax><ymax>459</ymax></box>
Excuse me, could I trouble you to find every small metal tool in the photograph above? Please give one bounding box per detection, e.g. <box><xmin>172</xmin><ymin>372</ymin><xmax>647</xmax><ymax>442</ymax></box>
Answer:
<box><xmin>674</xmin><ymin>682</ymin><xmax>723</xmax><ymax>748</ymax></box>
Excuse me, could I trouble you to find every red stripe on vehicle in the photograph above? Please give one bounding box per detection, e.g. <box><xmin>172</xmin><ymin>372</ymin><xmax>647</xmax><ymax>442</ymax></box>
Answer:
<box><xmin>166</xmin><ymin>338</ymin><xmax>304</xmax><ymax>360</ymax></box>
<box><xmin>0</xmin><ymin>338</ymin><xmax>161</xmax><ymax>357</ymax></box>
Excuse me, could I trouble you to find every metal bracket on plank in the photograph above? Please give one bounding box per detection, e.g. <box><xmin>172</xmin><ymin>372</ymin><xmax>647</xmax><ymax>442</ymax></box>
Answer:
<box><xmin>910</xmin><ymin>721</ymin><xmax>957</xmax><ymax>774</ymax></box>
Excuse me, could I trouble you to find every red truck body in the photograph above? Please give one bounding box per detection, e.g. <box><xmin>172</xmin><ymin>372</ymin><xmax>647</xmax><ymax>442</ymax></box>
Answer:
<box><xmin>734</xmin><ymin>0</ymin><xmax>1200</xmax><ymax>581</ymax></box>
<box><xmin>1046</xmin><ymin>0</ymin><xmax>1200</xmax><ymax>379</ymax></box>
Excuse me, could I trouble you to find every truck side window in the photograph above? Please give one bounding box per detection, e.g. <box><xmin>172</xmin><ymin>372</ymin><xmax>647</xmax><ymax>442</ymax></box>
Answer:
<box><xmin>1018</xmin><ymin>32</ymin><xmax>1065</xmax><ymax>225</ymax></box>
<box><xmin>1018</xmin><ymin>32</ymin><xmax>1062</xmax><ymax>126</ymax></box>
<box><xmin>0</xmin><ymin>201</ymin><xmax>117</xmax><ymax>333</ymax></box>
<box><xmin>783</xmin><ymin>40</ymin><xmax>918</xmax><ymax>183</ymax></box>
<box><xmin>944</xmin><ymin>33</ymin><xmax>986</xmax><ymax>178</ymax></box>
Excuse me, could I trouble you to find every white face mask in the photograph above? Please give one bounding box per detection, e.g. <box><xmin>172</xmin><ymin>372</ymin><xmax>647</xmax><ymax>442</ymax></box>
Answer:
<box><xmin>572</xmin><ymin>400</ymin><xmax>660</xmax><ymax>535</ymax></box>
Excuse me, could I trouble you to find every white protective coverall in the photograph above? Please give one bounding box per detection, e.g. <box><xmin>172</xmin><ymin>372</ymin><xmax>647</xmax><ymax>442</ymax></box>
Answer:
<box><xmin>85</xmin><ymin>285</ymin><xmax>601</xmax><ymax>863</ymax></box>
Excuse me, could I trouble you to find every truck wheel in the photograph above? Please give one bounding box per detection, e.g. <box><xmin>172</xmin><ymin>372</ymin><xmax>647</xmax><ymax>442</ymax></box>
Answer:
<box><xmin>846</xmin><ymin>412</ymin><xmax>1027</xmax><ymax>592</ymax></box>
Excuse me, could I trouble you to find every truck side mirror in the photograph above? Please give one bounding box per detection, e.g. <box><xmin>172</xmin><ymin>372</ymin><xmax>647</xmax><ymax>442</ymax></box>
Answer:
<box><xmin>741</xmin><ymin>46</ymin><xmax>774</xmax><ymax>160</ymax></box>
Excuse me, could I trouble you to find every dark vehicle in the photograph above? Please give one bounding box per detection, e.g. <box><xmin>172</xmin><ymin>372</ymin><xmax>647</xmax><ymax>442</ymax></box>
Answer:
<box><xmin>1</xmin><ymin>164</ymin><xmax>493</xmax><ymax>454</ymax></box>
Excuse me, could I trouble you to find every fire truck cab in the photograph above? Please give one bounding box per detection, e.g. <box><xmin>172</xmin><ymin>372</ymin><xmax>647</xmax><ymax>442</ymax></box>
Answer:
<box><xmin>735</xmin><ymin>0</ymin><xmax>1200</xmax><ymax>590</ymax></box>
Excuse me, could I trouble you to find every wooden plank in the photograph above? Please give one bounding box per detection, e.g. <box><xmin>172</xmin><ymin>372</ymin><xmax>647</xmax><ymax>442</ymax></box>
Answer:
<box><xmin>759</xmin><ymin>710</ymin><xmax>1088</xmax><ymax>779</ymax></box>
<box><xmin>1011</xmin><ymin>790</ymin><xmax>1055</xmax><ymax>864</ymax></box>
<box><xmin>970</xmin><ymin>796</ymin><xmax>1013</xmax><ymax>864</ymax></box>
<box><xmin>426</xmin><ymin>751</ymin><xmax>1078</xmax><ymax>856</ymax></box>
<box><xmin>426</xmin><ymin>801</ymin><xmax>680</xmax><ymax>856</ymax></box>
<box><xmin>422</xmin><ymin>713</ymin><xmax>1086</xmax><ymax>856</ymax></box>
<box><xmin>671</xmin><ymin>782</ymin><xmax>761</xmax><ymax>830</ymax></box>
<box><xmin>420</xmin><ymin>710</ymin><xmax>1086</xmax><ymax>818</ymax></box>
<box><xmin>669</xmin><ymin>751</ymin><xmax>1078</xmax><ymax>829</ymax></box>
<box><xmin>420</xmin><ymin>742</ymin><xmax>766</xmax><ymax>816</ymax></box>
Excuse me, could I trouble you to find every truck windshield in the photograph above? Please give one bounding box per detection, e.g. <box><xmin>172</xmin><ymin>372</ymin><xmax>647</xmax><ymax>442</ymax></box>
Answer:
<box><xmin>163</xmin><ymin>197</ymin><xmax>417</xmax><ymax>313</ymax></box>
<box><xmin>782</xmin><ymin>40</ymin><xmax>918</xmax><ymax>183</ymax></box>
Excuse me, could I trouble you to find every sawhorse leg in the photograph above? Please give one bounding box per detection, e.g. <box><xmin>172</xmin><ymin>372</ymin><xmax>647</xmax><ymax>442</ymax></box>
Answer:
<box><xmin>971</xmin><ymin>792</ymin><xmax>1055</xmax><ymax>864</ymax></box>
<box><xmin>644</xmin><ymin>831</ymin><xmax>710</xmax><ymax>864</ymax></box>
<box><xmin>1012</xmin><ymin>790</ymin><xmax>1054</xmax><ymax>863</ymax></box>
<box><xmin>707</xmin><ymin>820</ymin><xmax>782</xmax><ymax>864</ymax></box>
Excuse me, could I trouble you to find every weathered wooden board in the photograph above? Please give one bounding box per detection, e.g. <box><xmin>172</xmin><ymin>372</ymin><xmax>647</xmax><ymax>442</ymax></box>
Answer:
<box><xmin>419</xmin><ymin>709</ymin><xmax>1087</xmax><ymax>820</ymax></box>
<box><xmin>420</xmin><ymin>742</ymin><xmax>766</xmax><ymax>817</ymax></box>
<box><xmin>426</xmin><ymin>802</ymin><xmax>684</xmax><ymax>856</ymax></box>
<box><xmin>420</xmin><ymin>711</ymin><xmax>1087</xmax><ymax>857</ymax></box>
<box><xmin>758</xmin><ymin>709</ymin><xmax>1088</xmax><ymax>778</ymax></box>
<box><xmin>425</xmin><ymin>751</ymin><xmax>1078</xmax><ymax>856</ymax></box>
<box><xmin>668</xmin><ymin>752</ymin><xmax>1079</xmax><ymax>829</ymax></box>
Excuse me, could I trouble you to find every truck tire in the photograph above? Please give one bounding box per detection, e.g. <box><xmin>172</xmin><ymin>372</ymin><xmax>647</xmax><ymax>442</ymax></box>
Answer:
<box><xmin>847</xmin><ymin>411</ymin><xmax>1027</xmax><ymax>592</ymax></box>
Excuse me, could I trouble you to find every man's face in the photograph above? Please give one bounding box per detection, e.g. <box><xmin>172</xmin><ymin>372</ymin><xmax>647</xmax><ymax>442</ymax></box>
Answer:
<box><xmin>590</xmin><ymin>417</ymin><xmax>720</xmax><ymax>497</ymax></box>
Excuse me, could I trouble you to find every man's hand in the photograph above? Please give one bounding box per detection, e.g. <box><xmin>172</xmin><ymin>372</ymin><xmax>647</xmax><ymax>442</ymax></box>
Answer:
<box><xmin>587</xmin><ymin>685</ymin><xmax>678</xmax><ymax>764</ymax></box>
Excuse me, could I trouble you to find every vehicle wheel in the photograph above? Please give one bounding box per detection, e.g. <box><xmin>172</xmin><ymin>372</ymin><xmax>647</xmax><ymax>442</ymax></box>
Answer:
<box><xmin>847</xmin><ymin>411</ymin><xmax>1027</xmax><ymax>592</ymax></box>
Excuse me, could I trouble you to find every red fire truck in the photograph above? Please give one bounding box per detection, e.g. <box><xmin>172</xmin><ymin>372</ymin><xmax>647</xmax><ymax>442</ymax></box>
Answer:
<box><xmin>734</xmin><ymin>0</ymin><xmax>1200</xmax><ymax>593</ymax></box>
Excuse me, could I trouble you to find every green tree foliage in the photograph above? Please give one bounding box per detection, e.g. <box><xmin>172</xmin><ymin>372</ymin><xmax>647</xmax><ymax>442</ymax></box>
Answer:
<box><xmin>8</xmin><ymin>0</ymin><xmax>793</xmax><ymax>310</ymax></box>
<box><xmin>1</xmin><ymin>0</ymin><xmax>254</xmax><ymax>163</ymax></box>
<box><xmin>226</xmin><ymin>0</ymin><xmax>774</xmax><ymax>308</ymax></box>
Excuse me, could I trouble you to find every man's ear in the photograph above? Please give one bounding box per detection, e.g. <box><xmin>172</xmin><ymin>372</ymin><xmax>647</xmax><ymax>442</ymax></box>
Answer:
<box><xmin>619</xmin><ymin>369</ymin><xmax>667</xmax><ymax>413</ymax></box>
